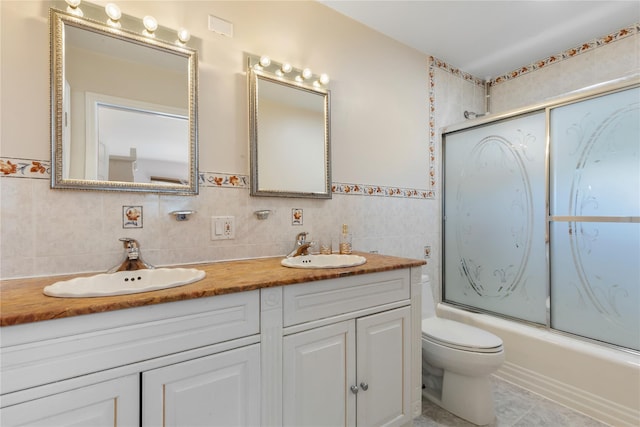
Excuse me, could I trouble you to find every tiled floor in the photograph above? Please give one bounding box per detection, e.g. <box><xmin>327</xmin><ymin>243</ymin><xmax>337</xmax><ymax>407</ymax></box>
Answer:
<box><xmin>414</xmin><ymin>376</ymin><xmax>608</xmax><ymax>427</ymax></box>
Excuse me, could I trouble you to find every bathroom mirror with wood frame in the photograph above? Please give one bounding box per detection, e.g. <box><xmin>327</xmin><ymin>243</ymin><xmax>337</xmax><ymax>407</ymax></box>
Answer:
<box><xmin>50</xmin><ymin>5</ymin><xmax>198</xmax><ymax>195</ymax></box>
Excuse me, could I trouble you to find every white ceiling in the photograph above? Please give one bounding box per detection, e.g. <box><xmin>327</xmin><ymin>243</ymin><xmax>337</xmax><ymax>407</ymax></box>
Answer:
<box><xmin>319</xmin><ymin>1</ymin><xmax>639</xmax><ymax>79</ymax></box>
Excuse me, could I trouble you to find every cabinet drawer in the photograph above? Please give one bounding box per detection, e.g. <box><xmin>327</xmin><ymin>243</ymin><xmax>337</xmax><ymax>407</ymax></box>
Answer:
<box><xmin>1</xmin><ymin>291</ymin><xmax>259</xmax><ymax>395</ymax></box>
<box><xmin>283</xmin><ymin>269</ymin><xmax>410</xmax><ymax>327</ymax></box>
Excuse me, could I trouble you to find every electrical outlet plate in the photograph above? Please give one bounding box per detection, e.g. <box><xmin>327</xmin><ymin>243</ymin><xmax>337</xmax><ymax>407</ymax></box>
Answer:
<box><xmin>424</xmin><ymin>245</ymin><xmax>431</xmax><ymax>259</ymax></box>
<box><xmin>211</xmin><ymin>216</ymin><xmax>235</xmax><ymax>240</ymax></box>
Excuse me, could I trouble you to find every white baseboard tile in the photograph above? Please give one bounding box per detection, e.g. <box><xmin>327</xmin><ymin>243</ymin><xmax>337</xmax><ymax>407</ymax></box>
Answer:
<box><xmin>495</xmin><ymin>361</ymin><xmax>639</xmax><ymax>427</ymax></box>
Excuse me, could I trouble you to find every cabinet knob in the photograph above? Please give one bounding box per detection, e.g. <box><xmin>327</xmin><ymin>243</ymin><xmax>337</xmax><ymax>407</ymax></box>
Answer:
<box><xmin>350</xmin><ymin>385</ymin><xmax>359</xmax><ymax>394</ymax></box>
<box><xmin>360</xmin><ymin>382</ymin><xmax>369</xmax><ymax>391</ymax></box>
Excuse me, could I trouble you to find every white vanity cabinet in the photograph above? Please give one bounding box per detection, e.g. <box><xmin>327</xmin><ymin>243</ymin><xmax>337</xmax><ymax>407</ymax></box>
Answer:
<box><xmin>1</xmin><ymin>263</ymin><xmax>423</xmax><ymax>427</ymax></box>
<box><xmin>283</xmin><ymin>307</ymin><xmax>411</xmax><ymax>427</ymax></box>
<box><xmin>264</xmin><ymin>267</ymin><xmax>422</xmax><ymax>427</ymax></box>
<box><xmin>0</xmin><ymin>291</ymin><xmax>260</xmax><ymax>427</ymax></box>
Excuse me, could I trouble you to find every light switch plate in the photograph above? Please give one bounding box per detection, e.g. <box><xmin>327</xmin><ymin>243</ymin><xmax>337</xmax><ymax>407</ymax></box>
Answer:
<box><xmin>211</xmin><ymin>216</ymin><xmax>235</xmax><ymax>240</ymax></box>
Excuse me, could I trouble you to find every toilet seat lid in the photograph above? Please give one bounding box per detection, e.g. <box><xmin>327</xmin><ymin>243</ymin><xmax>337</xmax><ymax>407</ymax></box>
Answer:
<box><xmin>422</xmin><ymin>317</ymin><xmax>503</xmax><ymax>353</ymax></box>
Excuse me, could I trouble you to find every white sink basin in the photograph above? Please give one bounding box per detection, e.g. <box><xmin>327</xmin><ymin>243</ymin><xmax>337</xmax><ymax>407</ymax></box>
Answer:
<box><xmin>281</xmin><ymin>254</ymin><xmax>366</xmax><ymax>269</ymax></box>
<box><xmin>43</xmin><ymin>268</ymin><xmax>206</xmax><ymax>298</ymax></box>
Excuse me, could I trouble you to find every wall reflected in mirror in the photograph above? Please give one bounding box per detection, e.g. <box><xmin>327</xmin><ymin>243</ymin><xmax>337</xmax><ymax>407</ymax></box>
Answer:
<box><xmin>51</xmin><ymin>5</ymin><xmax>198</xmax><ymax>194</ymax></box>
<box><xmin>249</xmin><ymin>57</ymin><xmax>331</xmax><ymax>199</ymax></box>
<box><xmin>91</xmin><ymin>102</ymin><xmax>189</xmax><ymax>184</ymax></box>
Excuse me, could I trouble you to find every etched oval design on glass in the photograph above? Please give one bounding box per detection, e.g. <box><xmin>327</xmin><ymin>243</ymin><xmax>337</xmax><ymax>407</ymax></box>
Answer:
<box><xmin>456</xmin><ymin>136</ymin><xmax>534</xmax><ymax>297</ymax></box>
<box><xmin>569</xmin><ymin>102</ymin><xmax>640</xmax><ymax>318</ymax></box>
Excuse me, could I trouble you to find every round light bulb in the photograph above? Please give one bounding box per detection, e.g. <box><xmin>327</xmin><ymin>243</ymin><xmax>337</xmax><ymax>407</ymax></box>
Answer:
<box><xmin>302</xmin><ymin>68</ymin><xmax>312</xmax><ymax>80</ymax></box>
<box><xmin>65</xmin><ymin>0</ymin><xmax>82</xmax><ymax>16</ymax></box>
<box><xmin>319</xmin><ymin>73</ymin><xmax>330</xmax><ymax>85</ymax></box>
<box><xmin>259</xmin><ymin>56</ymin><xmax>271</xmax><ymax>67</ymax></box>
<box><xmin>143</xmin><ymin>15</ymin><xmax>158</xmax><ymax>33</ymax></box>
<box><xmin>105</xmin><ymin>3</ymin><xmax>121</xmax><ymax>21</ymax></box>
<box><xmin>177</xmin><ymin>28</ymin><xmax>191</xmax><ymax>43</ymax></box>
<box><xmin>281</xmin><ymin>63</ymin><xmax>292</xmax><ymax>73</ymax></box>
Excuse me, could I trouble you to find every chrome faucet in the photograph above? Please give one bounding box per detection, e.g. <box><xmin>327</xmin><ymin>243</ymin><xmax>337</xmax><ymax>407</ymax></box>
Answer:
<box><xmin>108</xmin><ymin>237</ymin><xmax>154</xmax><ymax>272</ymax></box>
<box><xmin>287</xmin><ymin>232</ymin><xmax>314</xmax><ymax>258</ymax></box>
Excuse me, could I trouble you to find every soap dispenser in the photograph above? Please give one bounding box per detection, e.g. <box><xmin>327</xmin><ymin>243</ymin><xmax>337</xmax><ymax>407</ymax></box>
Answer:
<box><xmin>339</xmin><ymin>224</ymin><xmax>352</xmax><ymax>255</ymax></box>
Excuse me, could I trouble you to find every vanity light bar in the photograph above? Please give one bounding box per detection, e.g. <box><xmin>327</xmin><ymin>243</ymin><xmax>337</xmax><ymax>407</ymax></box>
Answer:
<box><xmin>252</xmin><ymin>55</ymin><xmax>330</xmax><ymax>87</ymax></box>
<box><xmin>70</xmin><ymin>1</ymin><xmax>193</xmax><ymax>46</ymax></box>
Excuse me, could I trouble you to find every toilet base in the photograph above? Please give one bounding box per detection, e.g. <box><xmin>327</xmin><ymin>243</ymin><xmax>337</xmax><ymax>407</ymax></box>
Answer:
<box><xmin>424</xmin><ymin>371</ymin><xmax>495</xmax><ymax>426</ymax></box>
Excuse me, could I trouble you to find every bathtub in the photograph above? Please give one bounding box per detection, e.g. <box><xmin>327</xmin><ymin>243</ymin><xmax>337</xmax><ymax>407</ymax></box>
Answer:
<box><xmin>437</xmin><ymin>303</ymin><xmax>640</xmax><ymax>427</ymax></box>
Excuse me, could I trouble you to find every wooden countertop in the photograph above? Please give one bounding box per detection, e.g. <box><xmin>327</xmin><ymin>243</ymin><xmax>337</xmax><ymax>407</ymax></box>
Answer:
<box><xmin>0</xmin><ymin>253</ymin><xmax>425</xmax><ymax>327</ymax></box>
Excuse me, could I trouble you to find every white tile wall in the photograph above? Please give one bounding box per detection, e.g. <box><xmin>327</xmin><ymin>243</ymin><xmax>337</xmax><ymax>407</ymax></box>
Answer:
<box><xmin>0</xmin><ymin>178</ymin><xmax>439</xmax><ymax>279</ymax></box>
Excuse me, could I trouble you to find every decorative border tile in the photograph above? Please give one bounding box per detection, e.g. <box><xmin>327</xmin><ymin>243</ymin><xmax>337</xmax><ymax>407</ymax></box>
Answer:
<box><xmin>332</xmin><ymin>182</ymin><xmax>433</xmax><ymax>199</ymax></box>
<box><xmin>0</xmin><ymin>159</ymin><xmax>433</xmax><ymax>199</ymax></box>
<box><xmin>428</xmin><ymin>56</ymin><xmax>439</xmax><ymax>197</ymax></box>
<box><xmin>430</xmin><ymin>56</ymin><xmax>485</xmax><ymax>87</ymax></box>
<box><xmin>0</xmin><ymin>157</ymin><xmax>50</xmax><ymax>179</ymax></box>
<box><xmin>491</xmin><ymin>23</ymin><xmax>639</xmax><ymax>86</ymax></box>
<box><xmin>199</xmin><ymin>172</ymin><xmax>249</xmax><ymax>188</ymax></box>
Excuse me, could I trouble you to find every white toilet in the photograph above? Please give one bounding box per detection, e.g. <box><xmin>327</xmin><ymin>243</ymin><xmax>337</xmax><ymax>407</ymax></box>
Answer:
<box><xmin>421</xmin><ymin>275</ymin><xmax>505</xmax><ymax>426</ymax></box>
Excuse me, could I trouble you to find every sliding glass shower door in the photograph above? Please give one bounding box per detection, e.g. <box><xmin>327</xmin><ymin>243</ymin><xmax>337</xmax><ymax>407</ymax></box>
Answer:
<box><xmin>443</xmin><ymin>82</ymin><xmax>640</xmax><ymax>351</ymax></box>
<box><xmin>443</xmin><ymin>111</ymin><xmax>548</xmax><ymax>324</ymax></box>
<box><xmin>549</xmin><ymin>87</ymin><xmax>640</xmax><ymax>350</ymax></box>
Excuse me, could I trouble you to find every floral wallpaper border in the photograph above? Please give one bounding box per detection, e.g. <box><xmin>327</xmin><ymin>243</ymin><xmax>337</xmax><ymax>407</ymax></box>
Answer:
<box><xmin>429</xmin><ymin>23</ymin><xmax>638</xmax><ymax>87</ymax></box>
<box><xmin>0</xmin><ymin>157</ymin><xmax>50</xmax><ymax>179</ymax></box>
<box><xmin>430</xmin><ymin>56</ymin><xmax>485</xmax><ymax>87</ymax></box>
<box><xmin>333</xmin><ymin>182</ymin><xmax>433</xmax><ymax>199</ymax></box>
<box><xmin>490</xmin><ymin>23</ymin><xmax>639</xmax><ymax>86</ymax></box>
<box><xmin>199</xmin><ymin>171</ymin><xmax>249</xmax><ymax>188</ymax></box>
<box><xmin>0</xmin><ymin>158</ymin><xmax>433</xmax><ymax>199</ymax></box>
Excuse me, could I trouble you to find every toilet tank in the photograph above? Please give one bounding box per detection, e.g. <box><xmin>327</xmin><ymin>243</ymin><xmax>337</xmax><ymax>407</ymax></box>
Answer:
<box><xmin>421</xmin><ymin>274</ymin><xmax>436</xmax><ymax>319</ymax></box>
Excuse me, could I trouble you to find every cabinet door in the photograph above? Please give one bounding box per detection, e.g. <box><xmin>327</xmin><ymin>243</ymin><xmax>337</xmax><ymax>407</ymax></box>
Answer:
<box><xmin>142</xmin><ymin>344</ymin><xmax>260</xmax><ymax>427</ymax></box>
<box><xmin>356</xmin><ymin>307</ymin><xmax>411</xmax><ymax>427</ymax></box>
<box><xmin>283</xmin><ymin>320</ymin><xmax>356</xmax><ymax>427</ymax></box>
<box><xmin>0</xmin><ymin>374</ymin><xmax>139</xmax><ymax>427</ymax></box>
